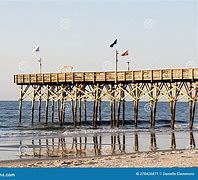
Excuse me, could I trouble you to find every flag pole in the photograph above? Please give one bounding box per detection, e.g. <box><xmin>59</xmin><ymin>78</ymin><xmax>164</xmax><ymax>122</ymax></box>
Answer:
<box><xmin>38</xmin><ymin>58</ymin><xmax>42</xmax><ymax>74</ymax></box>
<box><xmin>38</xmin><ymin>52</ymin><xmax>42</xmax><ymax>74</ymax></box>
<box><xmin>38</xmin><ymin>49</ymin><xmax>42</xmax><ymax>74</ymax></box>
<box><xmin>115</xmin><ymin>50</ymin><xmax>118</xmax><ymax>84</ymax></box>
<box><xmin>33</xmin><ymin>46</ymin><xmax>42</xmax><ymax>74</ymax></box>
<box><xmin>127</xmin><ymin>61</ymin><xmax>130</xmax><ymax>71</ymax></box>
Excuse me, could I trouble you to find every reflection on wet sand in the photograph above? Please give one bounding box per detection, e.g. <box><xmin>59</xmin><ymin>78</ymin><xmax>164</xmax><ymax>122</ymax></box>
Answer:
<box><xmin>111</xmin><ymin>135</ymin><xmax>125</xmax><ymax>155</ymax></box>
<box><xmin>134</xmin><ymin>133</ymin><xmax>138</xmax><ymax>152</ymax></box>
<box><xmin>170</xmin><ymin>132</ymin><xmax>176</xmax><ymax>149</ymax></box>
<box><xmin>19</xmin><ymin>131</ymin><xmax>196</xmax><ymax>159</ymax></box>
<box><xmin>190</xmin><ymin>131</ymin><xmax>196</xmax><ymax>149</ymax></box>
<box><xmin>150</xmin><ymin>133</ymin><xmax>157</xmax><ymax>151</ymax></box>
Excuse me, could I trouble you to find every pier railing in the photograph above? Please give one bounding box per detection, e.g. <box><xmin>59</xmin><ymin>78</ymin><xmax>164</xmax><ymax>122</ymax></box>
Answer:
<box><xmin>14</xmin><ymin>68</ymin><xmax>198</xmax><ymax>85</ymax></box>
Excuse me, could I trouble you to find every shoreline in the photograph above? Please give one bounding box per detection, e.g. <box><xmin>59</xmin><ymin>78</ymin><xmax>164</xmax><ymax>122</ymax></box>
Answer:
<box><xmin>0</xmin><ymin>130</ymin><xmax>197</xmax><ymax>163</ymax></box>
<box><xmin>0</xmin><ymin>149</ymin><xmax>197</xmax><ymax>168</ymax></box>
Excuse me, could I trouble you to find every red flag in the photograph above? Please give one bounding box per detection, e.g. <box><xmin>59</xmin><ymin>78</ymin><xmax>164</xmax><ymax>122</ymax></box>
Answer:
<box><xmin>121</xmin><ymin>50</ymin><xmax>128</xmax><ymax>56</ymax></box>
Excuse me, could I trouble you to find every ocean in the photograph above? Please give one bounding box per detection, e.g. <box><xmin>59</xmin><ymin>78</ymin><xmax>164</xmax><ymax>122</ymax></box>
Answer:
<box><xmin>0</xmin><ymin>101</ymin><xmax>198</xmax><ymax>138</ymax></box>
<box><xmin>0</xmin><ymin>101</ymin><xmax>197</xmax><ymax>161</ymax></box>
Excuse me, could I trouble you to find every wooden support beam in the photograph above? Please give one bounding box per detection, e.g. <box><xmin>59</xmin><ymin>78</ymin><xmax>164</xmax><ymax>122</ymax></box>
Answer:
<box><xmin>117</xmin><ymin>98</ymin><xmax>121</xmax><ymax>127</ymax></box>
<box><xmin>98</xmin><ymin>100</ymin><xmax>102</xmax><ymax>126</ymax></box>
<box><xmin>169</xmin><ymin>83</ymin><xmax>178</xmax><ymax>129</ymax></box>
<box><xmin>51</xmin><ymin>99</ymin><xmax>54</xmax><ymax>123</ymax></box>
<box><xmin>71</xmin><ymin>100</ymin><xmax>75</xmax><ymax>126</ymax></box>
<box><xmin>94</xmin><ymin>100</ymin><xmax>98</xmax><ymax>128</ymax></box>
<box><xmin>113</xmin><ymin>99</ymin><xmax>116</xmax><ymax>127</ymax></box>
<box><xmin>45</xmin><ymin>86</ymin><xmax>49</xmax><ymax>124</ymax></box>
<box><xmin>74</xmin><ymin>99</ymin><xmax>77</xmax><ymax>127</ymax></box>
<box><xmin>170</xmin><ymin>100</ymin><xmax>176</xmax><ymax>129</ymax></box>
<box><xmin>150</xmin><ymin>100</ymin><xmax>157</xmax><ymax>128</ymax></box>
<box><xmin>110</xmin><ymin>100</ymin><xmax>113</xmax><ymax>128</ymax></box>
<box><xmin>60</xmin><ymin>86</ymin><xmax>65</xmax><ymax>126</ymax></box>
<box><xmin>84</xmin><ymin>99</ymin><xmax>87</xmax><ymax>124</ymax></box>
<box><xmin>93</xmin><ymin>84</ymin><xmax>99</xmax><ymax>128</ymax></box>
<box><xmin>116</xmin><ymin>86</ymin><xmax>122</xmax><ymax>127</ymax></box>
<box><xmin>57</xmin><ymin>99</ymin><xmax>61</xmax><ymax>123</ymax></box>
<box><xmin>38</xmin><ymin>86</ymin><xmax>42</xmax><ymax>122</ymax></box>
<box><xmin>31</xmin><ymin>85</ymin><xmax>35</xmax><ymax>123</ymax></box>
<box><xmin>133</xmin><ymin>84</ymin><xmax>139</xmax><ymax>128</ymax></box>
<box><xmin>79</xmin><ymin>99</ymin><xmax>82</xmax><ymax>125</ymax></box>
<box><xmin>189</xmin><ymin>83</ymin><xmax>196</xmax><ymax>130</ymax></box>
<box><xmin>60</xmin><ymin>97</ymin><xmax>64</xmax><ymax>126</ymax></box>
<box><xmin>149</xmin><ymin>84</ymin><xmax>154</xmax><ymax>128</ymax></box>
<box><xmin>134</xmin><ymin>100</ymin><xmax>139</xmax><ymax>128</ymax></box>
<box><xmin>189</xmin><ymin>100</ymin><xmax>196</xmax><ymax>130</ymax></box>
<box><xmin>122</xmin><ymin>92</ymin><xmax>125</xmax><ymax>126</ymax></box>
<box><xmin>19</xmin><ymin>85</ymin><xmax>23</xmax><ymax>123</ymax></box>
<box><xmin>92</xmin><ymin>100</ymin><xmax>96</xmax><ymax>127</ymax></box>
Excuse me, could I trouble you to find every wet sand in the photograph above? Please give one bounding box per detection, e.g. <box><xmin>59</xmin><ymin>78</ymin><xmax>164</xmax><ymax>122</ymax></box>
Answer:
<box><xmin>0</xmin><ymin>149</ymin><xmax>198</xmax><ymax>168</ymax></box>
<box><xmin>0</xmin><ymin>130</ymin><xmax>197</xmax><ymax>167</ymax></box>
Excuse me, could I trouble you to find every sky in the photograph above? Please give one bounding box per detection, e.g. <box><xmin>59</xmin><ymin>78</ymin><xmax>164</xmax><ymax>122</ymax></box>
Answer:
<box><xmin>0</xmin><ymin>0</ymin><xmax>197</xmax><ymax>100</ymax></box>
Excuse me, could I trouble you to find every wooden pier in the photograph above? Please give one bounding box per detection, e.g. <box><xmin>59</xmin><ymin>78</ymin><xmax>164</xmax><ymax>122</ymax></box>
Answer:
<box><xmin>14</xmin><ymin>68</ymin><xmax>198</xmax><ymax>129</ymax></box>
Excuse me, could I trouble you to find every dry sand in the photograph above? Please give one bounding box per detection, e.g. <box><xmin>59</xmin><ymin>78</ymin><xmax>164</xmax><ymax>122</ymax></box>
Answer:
<box><xmin>0</xmin><ymin>149</ymin><xmax>198</xmax><ymax>168</ymax></box>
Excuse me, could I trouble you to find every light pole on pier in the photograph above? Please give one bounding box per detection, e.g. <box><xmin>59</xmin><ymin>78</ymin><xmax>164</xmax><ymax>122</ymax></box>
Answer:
<box><xmin>33</xmin><ymin>46</ymin><xmax>42</xmax><ymax>74</ymax></box>
<box><xmin>110</xmin><ymin>39</ymin><xmax>118</xmax><ymax>84</ymax></box>
<box><xmin>115</xmin><ymin>50</ymin><xmax>119</xmax><ymax>83</ymax></box>
<box><xmin>38</xmin><ymin>58</ymin><xmax>42</xmax><ymax>74</ymax></box>
<box><xmin>127</xmin><ymin>61</ymin><xmax>130</xmax><ymax>71</ymax></box>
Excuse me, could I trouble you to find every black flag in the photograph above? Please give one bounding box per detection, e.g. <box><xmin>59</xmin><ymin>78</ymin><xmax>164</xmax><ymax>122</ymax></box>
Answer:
<box><xmin>32</xmin><ymin>46</ymin><xmax>39</xmax><ymax>52</ymax></box>
<box><xmin>110</xmin><ymin>39</ymin><xmax>117</xmax><ymax>48</ymax></box>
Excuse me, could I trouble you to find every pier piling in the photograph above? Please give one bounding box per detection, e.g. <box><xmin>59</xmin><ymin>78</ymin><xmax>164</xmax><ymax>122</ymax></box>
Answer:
<box><xmin>45</xmin><ymin>85</ymin><xmax>49</xmax><ymax>124</ymax></box>
<box><xmin>31</xmin><ymin>86</ymin><xmax>35</xmax><ymax>123</ymax></box>
<box><xmin>51</xmin><ymin>99</ymin><xmax>54</xmax><ymax>123</ymax></box>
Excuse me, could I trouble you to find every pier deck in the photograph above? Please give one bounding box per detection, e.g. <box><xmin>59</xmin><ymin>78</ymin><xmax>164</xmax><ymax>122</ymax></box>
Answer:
<box><xmin>14</xmin><ymin>68</ymin><xmax>198</xmax><ymax>85</ymax></box>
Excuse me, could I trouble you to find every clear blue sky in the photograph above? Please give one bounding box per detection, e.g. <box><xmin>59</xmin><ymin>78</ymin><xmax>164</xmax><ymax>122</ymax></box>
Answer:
<box><xmin>0</xmin><ymin>0</ymin><xmax>197</xmax><ymax>100</ymax></box>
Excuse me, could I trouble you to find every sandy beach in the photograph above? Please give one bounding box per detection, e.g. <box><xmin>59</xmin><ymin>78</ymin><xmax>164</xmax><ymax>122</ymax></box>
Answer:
<box><xmin>0</xmin><ymin>149</ymin><xmax>197</xmax><ymax>168</ymax></box>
